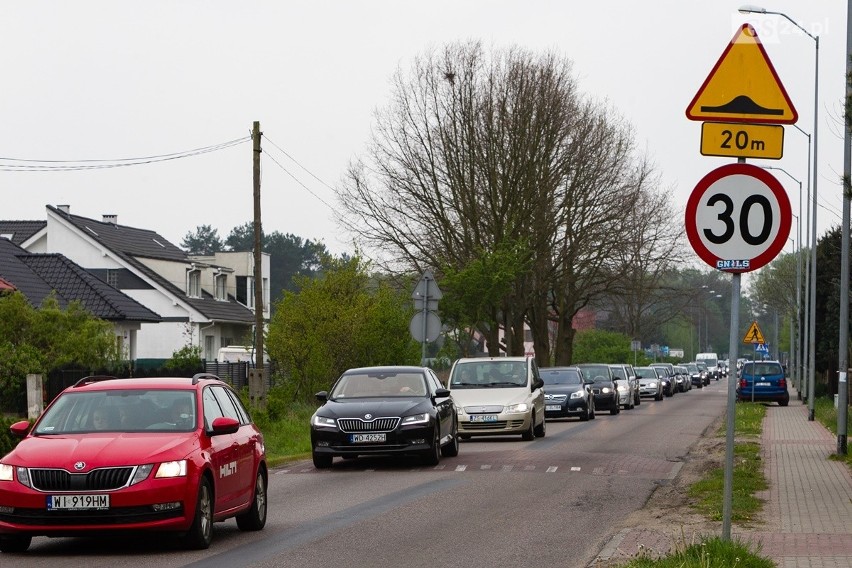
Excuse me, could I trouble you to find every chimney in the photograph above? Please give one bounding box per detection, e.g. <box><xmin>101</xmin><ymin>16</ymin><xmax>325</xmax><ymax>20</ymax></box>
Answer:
<box><xmin>57</xmin><ymin>205</ymin><xmax>70</xmax><ymax>214</ymax></box>
<box><xmin>103</xmin><ymin>214</ymin><xmax>117</xmax><ymax>224</ymax></box>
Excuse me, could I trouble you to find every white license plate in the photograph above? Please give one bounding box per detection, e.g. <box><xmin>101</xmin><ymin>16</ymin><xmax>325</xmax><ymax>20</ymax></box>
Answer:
<box><xmin>756</xmin><ymin>382</ymin><xmax>771</xmax><ymax>387</ymax></box>
<box><xmin>351</xmin><ymin>433</ymin><xmax>386</xmax><ymax>443</ymax></box>
<box><xmin>469</xmin><ymin>415</ymin><xmax>498</xmax><ymax>423</ymax></box>
<box><xmin>545</xmin><ymin>405</ymin><xmax>562</xmax><ymax>411</ymax></box>
<box><xmin>47</xmin><ymin>494</ymin><xmax>110</xmax><ymax>510</ymax></box>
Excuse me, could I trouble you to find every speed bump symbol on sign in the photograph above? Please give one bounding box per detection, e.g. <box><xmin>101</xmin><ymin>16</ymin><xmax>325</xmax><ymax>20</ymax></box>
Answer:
<box><xmin>686</xmin><ymin>24</ymin><xmax>797</xmax><ymax>124</ymax></box>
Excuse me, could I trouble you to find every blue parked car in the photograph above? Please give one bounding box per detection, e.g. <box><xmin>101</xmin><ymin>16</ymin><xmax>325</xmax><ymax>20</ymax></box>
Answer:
<box><xmin>737</xmin><ymin>360</ymin><xmax>789</xmax><ymax>406</ymax></box>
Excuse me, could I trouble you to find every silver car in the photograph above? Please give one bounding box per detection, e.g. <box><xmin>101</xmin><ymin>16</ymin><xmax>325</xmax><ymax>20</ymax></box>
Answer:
<box><xmin>448</xmin><ymin>356</ymin><xmax>546</xmax><ymax>441</ymax></box>
<box><xmin>635</xmin><ymin>366</ymin><xmax>664</xmax><ymax>401</ymax></box>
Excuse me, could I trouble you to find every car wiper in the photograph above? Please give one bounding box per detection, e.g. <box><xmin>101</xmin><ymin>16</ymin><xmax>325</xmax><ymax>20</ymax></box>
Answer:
<box><xmin>490</xmin><ymin>381</ymin><xmax>523</xmax><ymax>387</ymax></box>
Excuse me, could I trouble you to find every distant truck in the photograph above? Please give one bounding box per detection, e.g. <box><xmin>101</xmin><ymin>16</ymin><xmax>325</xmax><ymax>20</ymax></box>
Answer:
<box><xmin>696</xmin><ymin>352</ymin><xmax>720</xmax><ymax>380</ymax></box>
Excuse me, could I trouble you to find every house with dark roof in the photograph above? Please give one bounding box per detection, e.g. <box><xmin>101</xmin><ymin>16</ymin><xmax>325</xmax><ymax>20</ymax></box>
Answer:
<box><xmin>3</xmin><ymin>205</ymin><xmax>270</xmax><ymax>365</ymax></box>
<box><xmin>0</xmin><ymin>237</ymin><xmax>161</xmax><ymax>361</ymax></box>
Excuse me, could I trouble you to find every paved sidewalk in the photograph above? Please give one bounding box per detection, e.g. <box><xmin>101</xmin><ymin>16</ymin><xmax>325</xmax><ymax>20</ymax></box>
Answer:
<box><xmin>593</xmin><ymin>399</ymin><xmax>852</xmax><ymax>567</ymax></box>
<box><xmin>735</xmin><ymin>403</ymin><xmax>852</xmax><ymax>567</ymax></box>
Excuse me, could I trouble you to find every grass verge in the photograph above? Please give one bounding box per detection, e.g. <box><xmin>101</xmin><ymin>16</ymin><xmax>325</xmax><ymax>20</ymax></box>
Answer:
<box><xmin>617</xmin><ymin>536</ymin><xmax>774</xmax><ymax>568</ymax></box>
<box><xmin>687</xmin><ymin>402</ymin><xmax>766</xmax><ymax>523</ymax></box>
<box><xmin>812</xmin><ymin>396</ymin><xmax>852</xmax><ymax>470</ymax></box>
<box><xmin>613</xmin><ymin>403</ymin><xmax>772</xmax><ymax>567</ymax></box>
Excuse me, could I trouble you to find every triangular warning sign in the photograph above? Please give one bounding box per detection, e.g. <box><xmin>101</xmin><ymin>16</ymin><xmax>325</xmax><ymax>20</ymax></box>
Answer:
<box><xmin>742</xmin><ymin>321</ymin><xmax>766</xmax><ymax>345</ymax></box>
<box><xmin>686</xmin><ymin>24</ymin><xmax>797</xmax><ymax>124</ymax></box>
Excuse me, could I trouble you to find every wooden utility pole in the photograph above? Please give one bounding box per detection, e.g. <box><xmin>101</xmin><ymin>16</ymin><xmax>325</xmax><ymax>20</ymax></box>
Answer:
<box><xmin>250</xmin><ymin>121</ymin><xmax>266</xmax><ymax>403</ymax></box>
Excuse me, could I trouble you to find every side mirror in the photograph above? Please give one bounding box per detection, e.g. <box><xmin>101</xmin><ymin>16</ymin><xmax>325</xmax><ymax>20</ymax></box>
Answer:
<box><xmin>210</xmin><ymin>416</ymin><xmax>240</xmax><ymax>436</ymax></box>
<box><xmin>532</xmin><ymin>378</ymin><xmax>544</xmax><ymax>390</ymax></box>
<box><xmin>10</xmin><ymin>420</ymin><xmax>31</xmax><ymax>438</ymax></box>
<box><xmin>434</xmin><ymin>387</ymin><xmax>451</xmax><ymax>399</ymax></box>
<box><xmin>315</xmin><ymin>391</ymin><xmax>328</xmax><ymax>402</ymax></box>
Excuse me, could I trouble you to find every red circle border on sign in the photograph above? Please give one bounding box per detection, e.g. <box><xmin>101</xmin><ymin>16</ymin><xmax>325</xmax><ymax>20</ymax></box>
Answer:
<box><xmin>684</xmin><ymin>163</ymin><xmax>792</xmax><ymax>273</ymax></box>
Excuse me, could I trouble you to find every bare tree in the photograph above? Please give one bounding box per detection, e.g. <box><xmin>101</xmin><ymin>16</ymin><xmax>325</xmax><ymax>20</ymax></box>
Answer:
<box><xmin>601</xmin><ymin>174</ymin><xmax>688</xmax><ymax>340</ymax></box>
<box><xmin>337</xmin><ymin>41</ymin><xmax>664</xmax><ymax>364</ymax></box>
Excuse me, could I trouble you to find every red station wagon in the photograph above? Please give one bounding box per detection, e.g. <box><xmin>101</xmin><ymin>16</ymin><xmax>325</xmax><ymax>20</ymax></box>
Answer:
<box><xmin>0</xmin><ymin>374</ymin><xmax>267</xmax><ymax>553</ymax></box>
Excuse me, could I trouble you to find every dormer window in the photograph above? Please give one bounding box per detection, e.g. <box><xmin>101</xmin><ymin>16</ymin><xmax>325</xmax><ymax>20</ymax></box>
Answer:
<box><xmin>187</xmin><ymin>268</ymin><xmax>201</xmax><ymax>298</ymax></box>
<box><xmin>215</xmin><ymin>273</ymin><xmax>227</xmax><ymax>301</ymax></box>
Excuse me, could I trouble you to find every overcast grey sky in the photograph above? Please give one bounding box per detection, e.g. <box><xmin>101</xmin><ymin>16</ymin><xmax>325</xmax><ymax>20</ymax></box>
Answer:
<box><xmin>1</xmin><ymin>1</ymin><xmax>846</xmax><ymax>271</ymax></box>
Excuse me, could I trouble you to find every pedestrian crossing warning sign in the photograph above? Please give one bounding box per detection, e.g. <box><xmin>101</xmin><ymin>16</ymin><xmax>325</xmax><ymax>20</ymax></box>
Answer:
<box><xmin>686</xmin><ymin>24</ymin><xmax>797</xmax><ymax>124</ymax></box>
<box><xmin>743</xmin><ymin>321</ymin><xmax>766</xmax><ymax>344</ymax></box>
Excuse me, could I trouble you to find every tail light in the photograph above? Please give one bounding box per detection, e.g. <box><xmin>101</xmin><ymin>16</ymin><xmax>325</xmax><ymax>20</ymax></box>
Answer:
<box><xmin>780</xmin><ymin>378</ymin><xmax>786</xmax><ymax>388</ymax></box>
<box><xmin>740</xmin><ymin>379</ymin><xmax>747</xmax><ymax>388</ymax></box>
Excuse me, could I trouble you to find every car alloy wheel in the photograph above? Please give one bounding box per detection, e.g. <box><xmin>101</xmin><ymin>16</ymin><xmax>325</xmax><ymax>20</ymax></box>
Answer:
<box><xmin>313</xmin><ymin>451</ymin><xmax>333</xmax><ymax>469</ymax></box>
<box><xmin>184</xmin><ymin>477</ymin><xmax>213</xmax><ymax>550</ymax></box>
<box><xmin>521</xmin><ymin>416</ymin><xmax>535</xmax><ymax>440</ymax></box>
<box><xmin>534</xmin><ymin>412</ymin><xmax>546</xmax><ymax>437</ymax></box>
<box><xmin>422</xmin><ymin>428</ymin><xmax>441</xmax><ymax>465</ymax></box>
<box><xmin>441</xmin><ymin>419</ymin><xmax>460</xmax><ymax>457</ymax></box>
<box><xmin>236</xmin><ymin>469</ymin><xmax>267</xmax><ymax>531</ymax></box>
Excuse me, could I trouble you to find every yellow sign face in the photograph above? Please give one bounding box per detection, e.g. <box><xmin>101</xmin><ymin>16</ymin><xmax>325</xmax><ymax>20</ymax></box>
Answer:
<box><xmin>701</xmin><ymin>122</ymin><xmax>784</xmax><ymax>159</ymax></box>
<box><xmin>743</xmin><ymin>321</ymin><xmax>766</xmax><ymax>345</ymax></box>
<box><xmin>686</xmin><ymin>24</ymin><xmax>797</xmax><ymax>124</ymax></box>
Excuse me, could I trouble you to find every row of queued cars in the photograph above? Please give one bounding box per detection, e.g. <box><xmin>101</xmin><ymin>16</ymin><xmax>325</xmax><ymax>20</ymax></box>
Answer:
<box><xmin>308</xmin><ymin>356</ymin><xmax>723</xmax><ymax>472</ymax></box>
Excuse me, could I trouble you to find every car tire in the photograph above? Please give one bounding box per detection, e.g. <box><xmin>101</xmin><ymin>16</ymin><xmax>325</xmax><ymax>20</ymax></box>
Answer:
<box><xmin>183</xmin><ymin>476</ymin><xmax>213</xmax><ymax>550</ymax></box>
<box><xmin>422</xmin><ymin>429</ymin><xmax>441</xmax><ymax>465</ymax></box>
<box><xmin>0</xmin><ymin>535</ymin><xmax>32</xmax><ymax>553</ymax></box>
<box><xmin>236</xmin><ymin>469</ymin><xmax>267</xmax><ymax>531</ymax></box>
<box><xmin>534</xmin><ymin>413</ymin><xmax>546</xmax><ymax>437</ymax></box>
<box><xmin>610</xmin><ymin>401</ymin><xmax>619</xmax><ymax>415</ymax></box>
<box><xmin>779</xmin><ymin>396</ymin><xmax>790</xmax><ymax>407</ymax></box>
<box><xmin>580</xmin><ymin>405</ymin><xmax>590</xmax><ymax>421</ymax></box>
<box><xmin>441</xmin><ymin>420</ymin><xmax>460</xmax><ymax>457</ymax></box>
<box><xmin>589</xmin><ymin>400</ymin><xmax>596</xmax><ymax>420</ymax></box>
<box><xmin>655</xmin><ymin>390</ymin><xmax>663</xmax><ymax>401</ymax></box>
<box><xmin>313</xmin><ymin>452</ymin><xmax>333</xmax><ymax>469</ymax></box>
<box><xmin>521</xmin><ymin>417</ymin><xmax>535</xmax><ymax>441</ymax></box>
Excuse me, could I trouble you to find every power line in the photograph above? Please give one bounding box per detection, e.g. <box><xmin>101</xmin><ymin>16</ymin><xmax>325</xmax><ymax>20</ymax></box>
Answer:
<box><xmin>260</xmin><ymin>148</ymin><xmax>337</xmax><ymax>213</ymax></box>
<box><xmin>0</xmin><ymin>137</ymin><xmax>251</xmax><ymax>172</ymax></box>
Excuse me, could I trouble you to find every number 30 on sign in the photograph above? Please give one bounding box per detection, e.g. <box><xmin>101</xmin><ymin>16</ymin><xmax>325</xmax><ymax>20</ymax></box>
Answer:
<box><xmin>685</xmin><ymin>163</ymin><xmax>791</xmax><ymax>273</ymax></box>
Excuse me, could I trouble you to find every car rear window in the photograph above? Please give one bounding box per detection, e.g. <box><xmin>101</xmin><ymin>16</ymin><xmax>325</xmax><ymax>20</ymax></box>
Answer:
<box><xmin>744</xmin><ymin>363</ymin><xmax>783</xmax><ymax>376</ymax></box>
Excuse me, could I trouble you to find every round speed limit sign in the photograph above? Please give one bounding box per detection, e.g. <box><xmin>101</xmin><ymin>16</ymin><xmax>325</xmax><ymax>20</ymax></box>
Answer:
<box><xmin>685</xmin><ymin>163</ymin><xmax>791</xmax><ymax>273</ymax></box>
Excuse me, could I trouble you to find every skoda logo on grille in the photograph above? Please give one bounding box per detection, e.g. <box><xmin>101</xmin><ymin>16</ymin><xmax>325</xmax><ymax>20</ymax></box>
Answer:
<box><xmin>364</xmin><ymin>414</ymin><xmax>373</xmax><ymax>420</ymax></box>
<box><xmin>545</xmin><ymin>394</ymin><xmax>553</xmax><ymax>400</ymax></box>
<box><xmin>74</xmin><ymin>461</ymin><xmax>86</xmax><ymax>471</ymax></box>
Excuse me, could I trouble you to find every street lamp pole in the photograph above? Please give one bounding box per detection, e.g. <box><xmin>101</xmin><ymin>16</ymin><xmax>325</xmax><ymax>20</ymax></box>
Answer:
<box><xmin>761</xmin><ymin>166</ymin><xmax>803</xmax><ymax>394</ymax></box>
<box><xmin>739</xmin><ymin>5</ymin><xmax>818</xmax><ymax>420</ymax></box>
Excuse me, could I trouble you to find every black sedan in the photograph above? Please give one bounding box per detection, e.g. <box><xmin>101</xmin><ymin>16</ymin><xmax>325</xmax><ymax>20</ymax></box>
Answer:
<box><xmin>541</xmin><ymin>367</ymin><xmax>595</xmax><ymax>421</ymax></box>
<box><xmin>575</xmin><ymin>364</ymin><xmax>620</xmax><ymax>415</ymax></box>
<box><xmin>310</xmin><ymin>366</ymin><xmax>459</xmax><ymax>469</ymax></box>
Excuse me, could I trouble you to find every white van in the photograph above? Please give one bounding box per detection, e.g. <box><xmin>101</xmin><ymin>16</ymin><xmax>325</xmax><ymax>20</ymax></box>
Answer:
<box><xmin>216</xmin><ymin>345</ymin><xmax>269</xmax><ymax>364</ymax></box>
<box><xmin>696</xmin><ymin>353</ymin><xmax>720</xmax><ymax>380</ymax></box>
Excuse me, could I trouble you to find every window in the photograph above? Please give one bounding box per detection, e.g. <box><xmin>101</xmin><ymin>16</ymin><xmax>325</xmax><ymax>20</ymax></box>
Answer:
<box><xmin>235</xmin><ymin>276</ymin><xmax>248</xmax><ymax>305</ymax></box>
<box><xmin>204</xmin><ymin>336</ymin><xmax>214</xmax><ymax>360</ymax></box>
<box><xmin>187</xmin><ymin>269</ymin><xmax>201</xmax><ymax>298</ymax></box>
<box><xmin>215</xmin><ymin>273</ymin><xmax>227</xmax><ymax>301</ymax></box>
<box><xmin>262</xmin><ymin>277</ymin><xmax>269</xmax><ymax>308</ymax></box>
<box><xmin>106</xmin><ymin>269</ymin><xmax>119</xmax><ymax>289</ymax></box>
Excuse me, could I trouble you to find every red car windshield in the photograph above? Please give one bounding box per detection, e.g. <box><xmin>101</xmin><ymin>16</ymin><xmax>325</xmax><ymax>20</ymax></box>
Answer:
<box><xmin>34</xmin><ymin>390</ymin><xmax>197</xmax><ymax>434</ymax></box>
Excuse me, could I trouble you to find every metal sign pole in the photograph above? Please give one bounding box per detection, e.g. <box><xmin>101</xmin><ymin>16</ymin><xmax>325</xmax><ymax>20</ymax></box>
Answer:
<box><xmin>722</xmin><ymin>272</ymin><xmax>741</xmax><ymax>541</ymax></box>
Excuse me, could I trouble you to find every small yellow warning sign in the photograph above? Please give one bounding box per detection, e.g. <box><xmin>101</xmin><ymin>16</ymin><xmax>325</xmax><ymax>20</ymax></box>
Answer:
<box><xmin>743</xmin><ymin>321</ymin><xmax>766</xmax><ymax>345</ymax></box>
<box><xmin>686</xmin><ymin>24</ymin><xmax>797</xmax><ymax>124</ymax></box>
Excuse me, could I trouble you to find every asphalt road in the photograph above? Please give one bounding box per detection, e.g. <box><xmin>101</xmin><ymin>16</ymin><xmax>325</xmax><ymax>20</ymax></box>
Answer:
<box><xmin>8</xmin><ymin>379</ymin><xmax>730</xmax><ymax>568</ymax></box>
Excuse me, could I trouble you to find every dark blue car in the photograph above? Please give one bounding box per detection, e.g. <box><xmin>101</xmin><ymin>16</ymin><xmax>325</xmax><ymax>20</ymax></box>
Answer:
<box><xmin>737</xmin><ymin>360</ymin><xmax>789</xmax><ymax>406</ymax></box>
